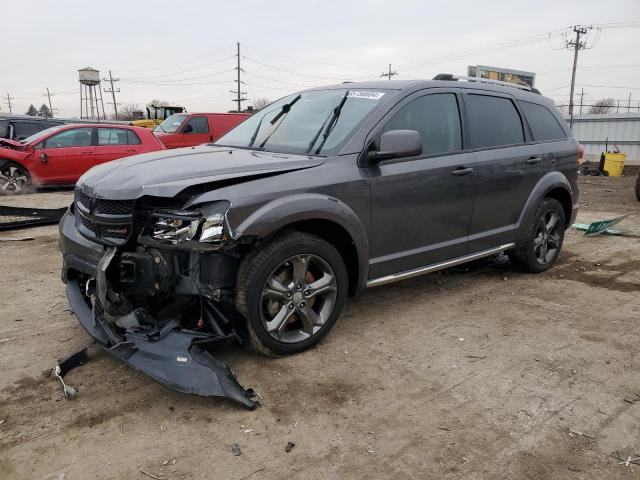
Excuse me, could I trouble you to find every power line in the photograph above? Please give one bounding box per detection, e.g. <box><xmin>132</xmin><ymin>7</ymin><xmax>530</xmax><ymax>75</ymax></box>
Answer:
<box><xmin>116</xmin><ymin>44</ymin><xmax>235</xmax><ymax>73</ymax></box>
<box><xmin>241</xmin><ymin>55</ymin><xmax>344</xmax><ymax>81</ymax></box>
<box><xmin>122</xmin><ymin>55</ymin><xmax>236</xmax><ymax>80</ymax></box>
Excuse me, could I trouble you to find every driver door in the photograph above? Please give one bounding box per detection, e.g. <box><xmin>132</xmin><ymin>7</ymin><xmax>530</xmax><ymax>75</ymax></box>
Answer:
<box><xmin>34</xmin><ymin>127</ymin><xmax>95</xmax><ymax>184</ymax></box>
<box><xmin>367</xmin><ymin>90</ymin><xmax>476</xmax><ymax>279</ymax></box>
<box><xmin>182</xmin><ymin>115</ymin><xmax>212</xmax><ymax>147</ymax></box>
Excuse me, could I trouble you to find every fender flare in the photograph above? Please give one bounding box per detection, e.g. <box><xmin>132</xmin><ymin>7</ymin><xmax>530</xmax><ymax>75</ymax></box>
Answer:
<box><xmin>230</xmin><ymin>193</ymin><xmax>370</xmax><ymax>292</ymax></box>
<box><xmin>516</xmin><ymin>171</ymin><xmax>574</xmax><ymax>233</ymax></box>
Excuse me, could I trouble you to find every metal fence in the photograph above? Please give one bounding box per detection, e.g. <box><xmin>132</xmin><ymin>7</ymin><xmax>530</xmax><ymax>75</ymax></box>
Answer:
<box><xmin>566</xmin><ymin>113</ymin><xmax>640</xmax><ymax>163</ymax></box>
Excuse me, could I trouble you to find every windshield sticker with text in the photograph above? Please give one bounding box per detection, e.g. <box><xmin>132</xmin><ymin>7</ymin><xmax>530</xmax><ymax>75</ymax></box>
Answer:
<box><xmin>347</xmin><ymin>90</ymin><xmax>386</xmax><ymax>100</ymax></box>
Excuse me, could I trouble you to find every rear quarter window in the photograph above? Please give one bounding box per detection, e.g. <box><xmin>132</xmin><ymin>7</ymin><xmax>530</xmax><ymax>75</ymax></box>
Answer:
<box><xmin>465</xmin><ymin>94</ymin><xmax>524</xmax><ymax>148</ymax></box>
<box><xmin>519</xmin><ymin>101</ymin><xmax>567</xmax><ymax>141</ymax></box>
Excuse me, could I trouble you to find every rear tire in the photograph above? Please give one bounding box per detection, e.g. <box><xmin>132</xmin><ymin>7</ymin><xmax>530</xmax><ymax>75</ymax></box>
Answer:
<box><xmin>235</xmin><ymin>231</ymin><xmax>348</xmax><ymax>356</ymax></box>
<box><xmin>0</xmin><ymin>162</ymin><xmax>31</xmax><ymax>194</ymax></box>
<box><xmin>635</xmin><ymin>174</ymin><xmax>640</xmax><ymax>201</ymax></box>
<box><xmin>510</xmin><ymin>198</ymin><xmax>566</xmax><ymax>273</ymax></box>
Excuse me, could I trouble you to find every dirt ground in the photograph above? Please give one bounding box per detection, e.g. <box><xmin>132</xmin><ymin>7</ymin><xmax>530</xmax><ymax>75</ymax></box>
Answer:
<box><xmin>1</xmin><ymin>177</ymin><xmax>639</xmax><ymax>480</ymax></box>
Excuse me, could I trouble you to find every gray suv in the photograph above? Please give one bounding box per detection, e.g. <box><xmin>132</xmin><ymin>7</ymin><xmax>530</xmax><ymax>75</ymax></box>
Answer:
<box><xmin>59</xmin><ymin>76</ymin><xmax>579</xmax><ymax>407</ymax></box>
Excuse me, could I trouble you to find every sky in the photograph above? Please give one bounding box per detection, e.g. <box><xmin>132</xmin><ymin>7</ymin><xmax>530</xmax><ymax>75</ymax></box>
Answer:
<box><xmin>2</xmin><ymin>0</ymin><xmax>640</xmax><ymax>118</ymax></box>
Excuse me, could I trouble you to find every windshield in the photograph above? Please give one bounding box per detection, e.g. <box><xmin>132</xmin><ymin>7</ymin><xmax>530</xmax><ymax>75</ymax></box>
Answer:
<box><xmin>216</xmin><ymin>88</ymin><xmax>389</xmax><ymax>156</ymax></box>
<box><xmin>21</xmin><ymin>125</ymin><xmax>65</xmax><ymax>144</ymax></box>
<box><xmin>154</xmin><ymin>114</ymin><xmax>187</xmax><ymax>133</ymax></box>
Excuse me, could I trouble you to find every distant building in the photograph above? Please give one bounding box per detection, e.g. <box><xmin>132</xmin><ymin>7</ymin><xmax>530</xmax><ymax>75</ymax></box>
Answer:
<box><xmin>567</xmin><ymin>113</ymin><xmax>640</xmax><ymax>164</ymax></box>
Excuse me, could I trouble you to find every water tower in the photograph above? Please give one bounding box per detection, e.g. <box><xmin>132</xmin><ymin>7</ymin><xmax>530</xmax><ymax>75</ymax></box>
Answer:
<box><xmin>79</xmin><ymin>67</ymin><xmax>106</xmax><ymax>120</ymax></box>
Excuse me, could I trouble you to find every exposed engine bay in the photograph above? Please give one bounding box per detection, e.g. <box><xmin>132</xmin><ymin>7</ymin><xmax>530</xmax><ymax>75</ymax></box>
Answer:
<box><xmin>61</xmin><ymin>190</ymin><xmax>259</xmax><ymax>409</ymax></box>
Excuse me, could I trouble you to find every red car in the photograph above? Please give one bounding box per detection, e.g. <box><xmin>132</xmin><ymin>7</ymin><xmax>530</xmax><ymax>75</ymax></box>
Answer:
<box><xmin>0</xmin><ymin>124</ymin><xmax>164</xmax><ymax>192</ymax></box>
<box><xmin>153</xmin><ymin>112</ymin><xmax>250</xmax><ymax>149</ymax></box>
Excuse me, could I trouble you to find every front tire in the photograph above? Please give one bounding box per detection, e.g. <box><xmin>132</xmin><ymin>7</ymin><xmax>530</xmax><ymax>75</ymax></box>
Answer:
<box><xmin>235</xmin><ymin>231</ymin><xmax>348</xmax><ymax>356</ymax></box>
<box><xmin>511</xmin><ymin>198</ymin><xmax>566</xmax><ymax>273</ymax></box>
<box><xmin>635</xmin><ymin>174</ymin><xmax>640</xmax><ymax>201</ymax></box>
<box><xmin>0</xmin><ymin>162</ymin><xmax>31</xmax><ymax>194</ymax></box>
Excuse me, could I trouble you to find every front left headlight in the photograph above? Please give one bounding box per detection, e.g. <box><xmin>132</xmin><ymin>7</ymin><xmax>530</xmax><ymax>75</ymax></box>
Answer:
<box><xmin>146</xmin><ymin>201</ymin><xmax>231</xmax><ymax>245</ymax></box>
<box><xmin>150</xmin><ymin>210</ymin><xmax>201</xmax><ymax>245</ymax></box>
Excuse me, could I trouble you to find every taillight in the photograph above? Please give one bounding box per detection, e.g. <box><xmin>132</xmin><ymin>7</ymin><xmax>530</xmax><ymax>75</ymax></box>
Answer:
<box><xmin>577</xmin><ymin>144</ymin><xmax>584</xmax><ymax>164</ymax></box>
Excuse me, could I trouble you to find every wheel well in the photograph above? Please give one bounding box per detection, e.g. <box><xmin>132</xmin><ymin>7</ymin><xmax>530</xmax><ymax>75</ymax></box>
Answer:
<box><xmin>271</xmin><ymin>219</ymin><xmax>360</xmax><ymax>296</ymax></box>
<box><xmin>545</xmin><ymin>187</ymin><xmax>572</xmax><ymax>226</ymax></box>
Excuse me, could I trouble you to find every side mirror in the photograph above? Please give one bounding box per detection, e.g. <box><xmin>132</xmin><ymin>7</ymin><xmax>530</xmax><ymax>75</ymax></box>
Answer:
<box><xmin>365</xmin><ymin>130</ymin><xmax>422</xmax><ymax>165</ymax></box>
<box><xmin>182</xmin><ymin>124</ymin><xmax>193</xmax><ymax>134</ymax></box>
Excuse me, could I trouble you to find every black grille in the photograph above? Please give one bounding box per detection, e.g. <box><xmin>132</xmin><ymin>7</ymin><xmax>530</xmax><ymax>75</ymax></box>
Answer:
<box><xmin>77</xmin><ymin>190</ymin><xmax>91</xmax><ymax>210</ymax></box>
<box><xmin>95</xmin><ymin>199</ymin><xmax>134</xmax><ymax>215</ymax></box>
<box><xmin>75</xmin><ymin>187</ymin><xmax>134</xmax><ymax>245</ymax></box>
<box><xmin>79</xmin><ymin>213</ymin><xmax>96</xmax><ymax>234</ymax></box>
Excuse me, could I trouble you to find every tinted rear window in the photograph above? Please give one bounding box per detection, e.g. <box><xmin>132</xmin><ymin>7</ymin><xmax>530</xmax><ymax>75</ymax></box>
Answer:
<box><xmin>520</xmin><ymin>101</ymin><xmax>566</xmax><ymax>141</ymax></box>
<box><xmin>0</xmin><ymin>120</ymin><xmax>8</xmax><ymax>138</ymax></box>
<box><xmin>465</xmin><ymin>94</ymin><xmax>524</xmax><ymax>148</ymax></box>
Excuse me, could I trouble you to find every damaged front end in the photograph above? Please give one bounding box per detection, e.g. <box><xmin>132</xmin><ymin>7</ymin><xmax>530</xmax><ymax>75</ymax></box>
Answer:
<box><xmin>61</xmin><ymin>192</ymin><xmax>258</xmax><ymax>409</ymax></box>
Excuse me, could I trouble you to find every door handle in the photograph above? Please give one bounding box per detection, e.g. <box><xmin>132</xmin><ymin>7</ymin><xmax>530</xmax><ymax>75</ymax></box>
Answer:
<box><xmin>126</xmin><ymin>149</ymin><xmax>137</xmax><ymax>153</ymax></box>
<box><xmin>81</xmin><ymin>150</ymin><xmax>93</xmax><ymax>154</ymax></box>
<box><xmin>40</xmin><ymin>153</ymin><xmax>48</xmax><ymax>164</ymax></box>
<box><xmin>451</xmin><ymin>167</ymin><xmax>474</xmax><ymax>176</ymax></box>
<box><xmin>526</xmin><ymin>156</ymin><xmax>543</xmax><ymax>165</ymax></box>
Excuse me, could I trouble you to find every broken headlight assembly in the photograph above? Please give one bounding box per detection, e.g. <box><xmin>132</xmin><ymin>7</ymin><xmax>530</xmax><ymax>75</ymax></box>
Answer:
<box><xmin>146</xmin><ymin>202</ymin><xmax>230</xmax><ymax>245</ymax></box>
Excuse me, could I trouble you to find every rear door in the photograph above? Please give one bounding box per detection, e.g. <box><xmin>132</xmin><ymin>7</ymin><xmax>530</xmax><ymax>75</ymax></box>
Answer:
<box><xmin>182</xmin><ymin>115</ymin><xmax>211</xmax><ymax>147</ymax></box>
<box><xmin>95</xmin><ymin>127</ymin><xmax>142</xmax><ymax>165</ymax></box>
<box><xmin>368</xmin><ymin>90</ymin><xmax>476</xmax><ymax>279</ymax></box>
<box><xmin>33</xmin><ymin>127</ymin><xmax>95</xmax><ymax>183</ymax></box>
<box><xmin>463</xmin><ymin>91</ymin><xmax>543</xmax><ymax>252</ymax></box>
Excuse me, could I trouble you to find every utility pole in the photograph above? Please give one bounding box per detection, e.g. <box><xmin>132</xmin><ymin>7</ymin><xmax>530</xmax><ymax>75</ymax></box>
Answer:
<box><xmin>380</xmin><ymin>64</ymin><xmax>398</xmax><ymax>80</ymax></box>
<box><xmin>230</xmin><ymin>42</ymin><xmax>247</xmax><ymax>112</ymax></box>
<box><xmin>4</xmin><ymin>93</ymin><xmax>14</xmax><ymax>113</ymax></box>
<box><xmin>579</xmin><ymin>88</ymin><xmax>585</xmax><ymax>115</ymax></box>
<box><xmin>627</xmin><ymin>93</ymin><xmax>632</xmax><ymax>113</ymax></box>
<box><xmin>44</xmin><ymin>88</ymin><xmax>55</xmax><ymax>117</ymax></box>
<box><xmin>565</xmin><ymin>25</ymin><xmax>592</xmax><ymax>121</ymax></box>
<box><xmin>103</xmin><ymin>71</ymin><xmax>120</xmax><ymax>119</ymax></box>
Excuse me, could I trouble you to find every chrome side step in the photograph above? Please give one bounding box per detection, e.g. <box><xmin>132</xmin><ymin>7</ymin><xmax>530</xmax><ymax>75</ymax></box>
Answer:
<box><xmin>366</xmin><ymin>243</ymin><xmax>515</xmax><ymax>288</ymax></box>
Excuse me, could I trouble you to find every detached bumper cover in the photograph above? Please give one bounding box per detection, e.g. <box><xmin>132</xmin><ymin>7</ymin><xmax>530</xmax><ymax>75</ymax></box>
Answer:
<box><xmin>66</xmin><ymin>279</ymin><xmax>258</xmax><ymax>409</ymax></box>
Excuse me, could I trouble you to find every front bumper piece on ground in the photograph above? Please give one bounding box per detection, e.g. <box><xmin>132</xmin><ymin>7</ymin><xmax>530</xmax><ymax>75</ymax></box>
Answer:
<box><xmin>65</xmin><ymin>276</ymin><xmax>258</xmax><ymax>410</ymax></box>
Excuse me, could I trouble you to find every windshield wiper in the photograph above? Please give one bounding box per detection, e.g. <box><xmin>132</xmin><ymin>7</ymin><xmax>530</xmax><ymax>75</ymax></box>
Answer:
<box><xmin>306</xmin><ymin>90</ymin><xmax>349</xmax><ymax>155</ymax></box>
<box><xmin>248</xmin><ymin>94</ymin><xmax>301</xmax><ymax>149</ymax></box>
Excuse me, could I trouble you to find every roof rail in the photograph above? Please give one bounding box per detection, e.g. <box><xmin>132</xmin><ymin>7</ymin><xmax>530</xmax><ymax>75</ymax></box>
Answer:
<box><xmin>433</xmin><ymin>73</ymin><xmax>541</xmax><ymax>94</ymax></box>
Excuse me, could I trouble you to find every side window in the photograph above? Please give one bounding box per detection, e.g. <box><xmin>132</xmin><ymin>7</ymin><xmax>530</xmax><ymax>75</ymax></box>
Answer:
<box><xmin>382</xmin><ymin>93</ymin><xmax>462</xmax><ymax>156</ymax></box>
<box><xmin>98</xmin><ymin>128</ymin><xmax>135</xmax><ymax>145</ymax></box>
<box><xmin>519</xmin><ymin>101</ymin><xmax>566</xmax><ymax>142</ymax></box>
<box><xmin>465</xmin><ymin>94</ymin><xmax>524</xmax><ymax>148</ymax></box>
<box><xmin>44</xmin><ymin>128</ymin><xmax>93</xmax><ymax>148</ymax></box>
<box><xmin>185</xmin><ymin>116</ymin><xmax>209</xmax><ymax>134</ymax></box>
<box><xmin>127</xmin><ymin>130</ymin><xmax>141</xmax><ymax>145</ymax></box>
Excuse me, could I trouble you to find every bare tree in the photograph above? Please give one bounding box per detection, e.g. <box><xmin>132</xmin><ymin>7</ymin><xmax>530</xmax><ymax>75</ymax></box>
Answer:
<box><xmin>253</xmin><ymin>98</ymin><xmax>272</xmax><ymax>111</ymax></box>
<box><xmin>117</xmin><ymin>104</ymin><xmax>143</xmax><ymax>121</ymax></box>
<box><xmin>589</xmin><ymin>98</ymin><xmax>615</xmax><ymax>114</ymax></box>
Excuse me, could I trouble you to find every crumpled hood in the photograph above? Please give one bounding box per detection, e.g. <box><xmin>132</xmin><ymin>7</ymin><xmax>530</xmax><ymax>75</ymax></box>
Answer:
<box><xmin>0</xmin><ymin>138</ymin><xmax>26</xmax><ymax>150</ymax></box>
<box><xmin>77</xmin><ymin>145</ymin><xmax>324</xmax><ymax>199</ymax></box>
